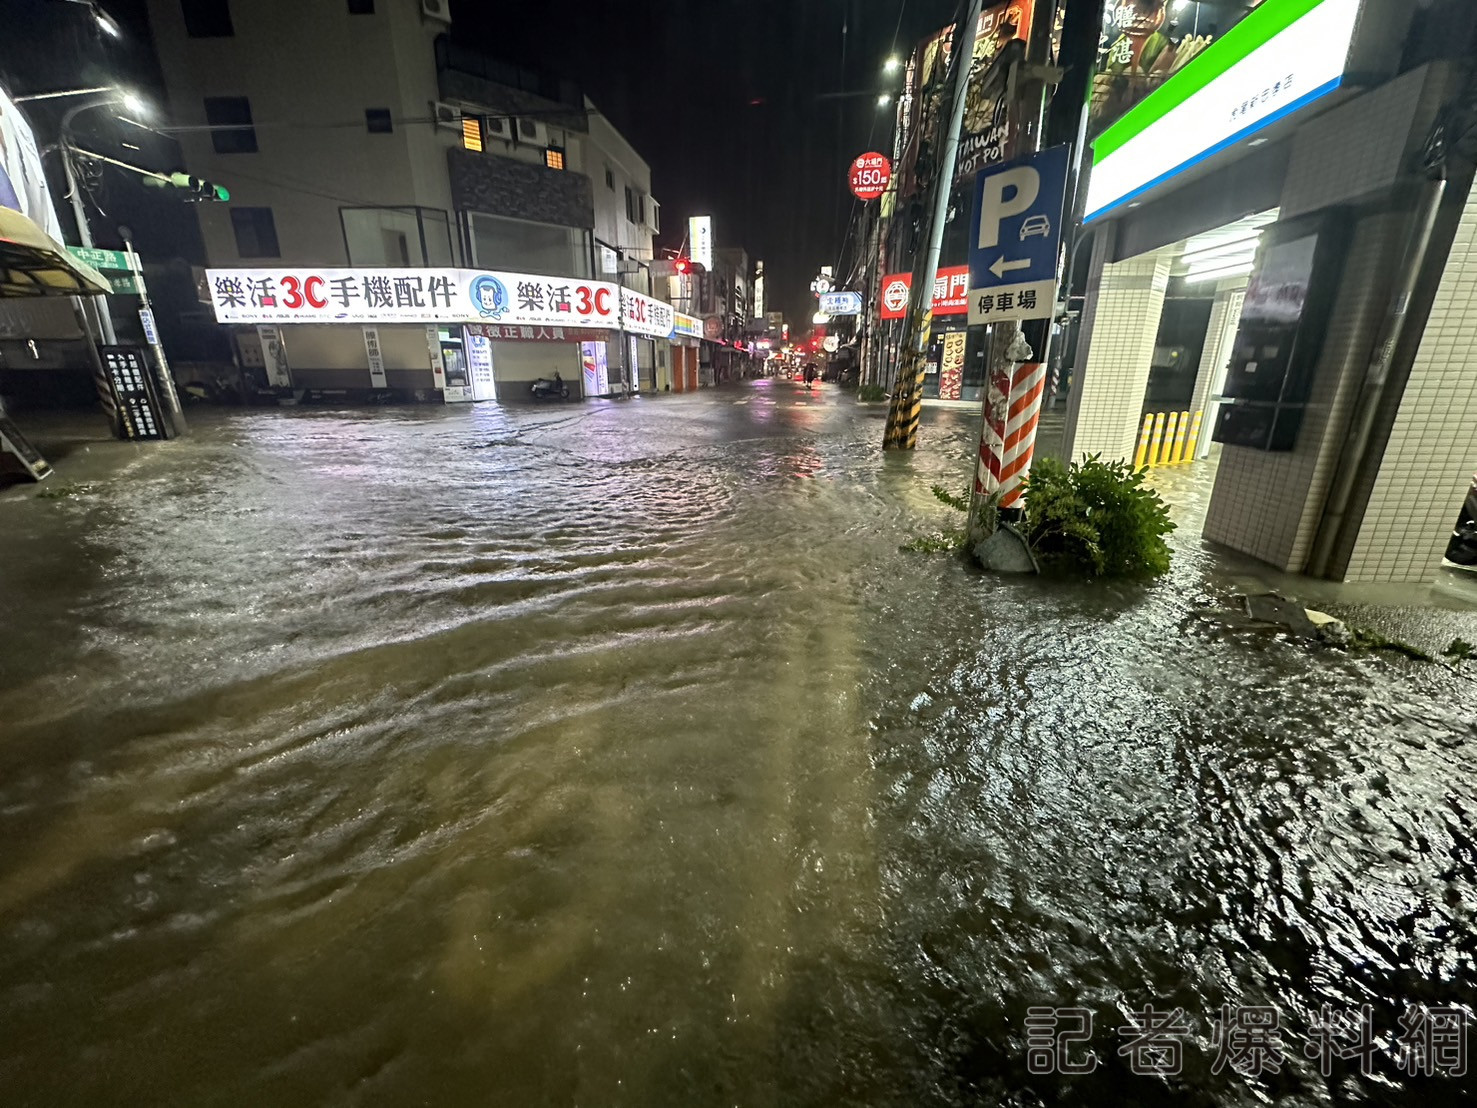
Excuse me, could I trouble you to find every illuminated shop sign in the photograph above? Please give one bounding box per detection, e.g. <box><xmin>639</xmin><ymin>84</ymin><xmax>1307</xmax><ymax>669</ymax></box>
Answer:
<box><xmin>672</xmin><ymin>312</ymin><xmax>703</xmax><ymax>340</ymax></box>
<box><xmin>620</xmin><ymin>287</ymin><xmax>676</xmax><ymax>339</ymax></box>
<box><xmin>1085</xmin><ymin>0</ymin><xmax>1360</xmax><ymax>223</ymax></box>
<box><xmin>206</xmin><ymin>267</ymin><xmax>675</xmax><ymax>337</ymax></box>
<box><xmin>878</xmin><ymin>266</ymin><xmax>971</xmax><ymax>320</ymax></box>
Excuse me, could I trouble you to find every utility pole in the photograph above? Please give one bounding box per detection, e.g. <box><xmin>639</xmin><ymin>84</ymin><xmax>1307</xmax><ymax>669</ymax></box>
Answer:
<box><xmin>882</xmin><ymin>0</ymin><xmax>983</xmax><ymax>450</ymax></box>
<box><xmin>122</xmin><ymin>230</ymin><xmax>186</xmax><ymax>435</ymax></box>
<box><xmin>967</xmin><ymin>1</ymin><xmax>1068</xmax><ymax>538</ymax></box>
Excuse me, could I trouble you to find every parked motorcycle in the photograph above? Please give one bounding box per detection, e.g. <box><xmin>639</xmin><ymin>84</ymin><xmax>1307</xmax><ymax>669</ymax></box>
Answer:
<box><xmin>530</xmin><ymin>372</ymin><xmax>569</xmax><ymax>401</ymax></box>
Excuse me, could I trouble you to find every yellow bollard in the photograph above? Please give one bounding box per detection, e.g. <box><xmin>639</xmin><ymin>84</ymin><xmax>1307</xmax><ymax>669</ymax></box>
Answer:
<box><xmin>1146</xmin><ymin>412</ymin><xmax>1166</xmax><ymax>468</ymax></box>
<box><xmin>1182</xmin><ymin>409</ymin><xmax>1204</xmax><ymax>463</ymax></box>
<box><xmin>1133</xmin><ymin>413</ymin><xmax>1154</xmax><ymax>470</ymax></box>
<box><xmin>1170</xmin><ymin>409</ymin><xmax>1191</xmax><ymax>464</ymax></box>
<box><xmin>1157</xmin><ymin>411</ymin><xmax>1180</xmax><ymax>467</ymax></box>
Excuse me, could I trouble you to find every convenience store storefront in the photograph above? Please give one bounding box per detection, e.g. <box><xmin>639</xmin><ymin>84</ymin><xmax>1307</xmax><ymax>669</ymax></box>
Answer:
<box><xmin>206</xmin><ymin>266</ymin><xmax>676</xmax><ymax>402</ymax></box>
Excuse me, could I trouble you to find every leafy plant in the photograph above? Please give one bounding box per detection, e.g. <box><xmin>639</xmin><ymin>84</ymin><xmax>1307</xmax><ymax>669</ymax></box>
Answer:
<box><xmin>858</xmin><ymin>383</ymin><xmax>888</xmax><ymax>403</ymax></box>
<box><xmin>931</xmin><ymin>484</ymin><xmax>969</xmax><ymax>513</ymax></box>
<box><xmin>1444</xmin><ymin>638</ymin><xmax>1474</xmax><ymax>661</ymax></box>
<box><xmin>34</xmin><ymin>483</ymin><xmax>92</xmax><ymax>500</ymax></box>
<box><xmin>1020</xmin><ymin>455</ymin><xmax>1175</xmax><ymax>578</ymax></box>
<box><xmin>901</xmin><ymin>528</ymin><xmax>966</xmax><ymax>553</ymax></box>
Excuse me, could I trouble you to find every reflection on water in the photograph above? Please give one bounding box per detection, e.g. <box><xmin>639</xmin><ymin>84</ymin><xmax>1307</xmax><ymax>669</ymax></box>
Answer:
<box><xmin>1</xmin><ymin>385</ymin><xmax>1474</xmax><ymax>1106</ymax></box>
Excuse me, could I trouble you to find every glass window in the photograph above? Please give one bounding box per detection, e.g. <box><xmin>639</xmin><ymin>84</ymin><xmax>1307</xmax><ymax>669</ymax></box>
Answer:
<box><xmin>461</xmin><ymin>117</ymin><xmax>482</xmax><ymax>152</ymax></box>
<box><xmin>340</xmin><ymin>207</ymin><xmax>455</xmax><ymax>266</ymax></box>
<box><xmin>545</xmin><ymin>147</ymin><xmax>565</xmax><ymax>171</ymax></box>
<box><xmin>467</xmin><ymin>211</ymin><xmax>590</xmax><ymax>279</ymax></box>
<box><xmin>365</xmin><ymin>108</ymin><xmax>392</xmax><ymax>134</ymax></box>
<box><xmin>181</xmin><ymin>0</ymin><xmax>233</xmax><ymax>36</ymax></box>
<box><xmin>204</xmin><ymin>96</ymin><xmax>257</xmax><ymax>154</ymax></box>
<box><xmin>230</xmin><ymin>207</ymin><xmax>279</xmax><ymax>258</ymax></box>
<box><xmin>605</xmin><ymin>166</ymin><xmax>614</xmax><ymax>190</ymax></box>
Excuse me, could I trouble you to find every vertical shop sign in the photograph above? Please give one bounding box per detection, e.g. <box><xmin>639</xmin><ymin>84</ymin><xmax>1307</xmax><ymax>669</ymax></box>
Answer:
<box><xmin>256</xmin><ymin>325</ymin><xmax>291</xmax><ymax>387</ymax></box>
<box><xmin>363</xmin><ymin>326</ymin><xmax>388</xmax><ymax>388</ymax></box>
<box><xmin>425</xmin><ymin>325</ymin><xmax>447</xmax><ymax>390</ymax></box>
<box><xmin>940</xmin><ymin>331</ymin><xmax>967</xmax><ymax>400</ymax></box>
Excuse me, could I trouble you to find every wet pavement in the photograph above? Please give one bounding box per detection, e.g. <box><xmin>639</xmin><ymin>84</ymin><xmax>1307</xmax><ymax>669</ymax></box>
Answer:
<box><xmin>2</xmin><ymin>382</ymin><xmax>1476</xmax><ymax>1106</ymax></box>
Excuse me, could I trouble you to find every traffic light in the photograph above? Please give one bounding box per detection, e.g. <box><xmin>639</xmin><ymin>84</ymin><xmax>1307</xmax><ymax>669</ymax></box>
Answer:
<box><xmin>674</xmin><ymin>257</ymin><xmax>690</xmax><ymax>275</ymax></box>
<box><xmin>145</xmin><ymin>171</ymin><xmax>230</xmax><ymax>202</ymax></box>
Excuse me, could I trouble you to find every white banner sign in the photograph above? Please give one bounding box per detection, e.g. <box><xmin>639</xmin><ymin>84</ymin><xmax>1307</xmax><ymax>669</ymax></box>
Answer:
<box><xmin>620</xmin><ymin>287</ymin><xmax>675</xmax><ymax>339</ymax></box>
<box><xmin>206</xmin><ymin>267</ymin><xmax>676</xmax><ymax>337</ymax></box>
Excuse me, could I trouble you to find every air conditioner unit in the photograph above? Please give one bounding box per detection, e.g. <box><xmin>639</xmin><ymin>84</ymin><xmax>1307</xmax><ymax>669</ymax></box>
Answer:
<box><xmin>432</xmin><ymin>101</ymin><xmax>461</xmax><ymax>133</ymax></box>
<box><xmin>484</xmin><ymin>115</ymin><xmax>511</xmax><ymax>142</ymax></box>
<box><xmin>419</xmin><ymin>0</ymin><xmax>451</xmax><ymax>24</ymax></box>
<box><xmin>515</xmin><ymin>118</ymin><xmax>546</xmax><ymax>146</ymax></box>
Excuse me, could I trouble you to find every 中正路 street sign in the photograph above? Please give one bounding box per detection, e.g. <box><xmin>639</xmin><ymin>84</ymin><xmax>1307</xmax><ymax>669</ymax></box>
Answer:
<box><xmin>66</xmin><ymin>245</ymin><xmax>132</xmax><ymax>272</ymax></box>
<box><xmin>968</xmin><ymin>144</ymin><xmax>1069</xmax><ymax>325</ymax></box>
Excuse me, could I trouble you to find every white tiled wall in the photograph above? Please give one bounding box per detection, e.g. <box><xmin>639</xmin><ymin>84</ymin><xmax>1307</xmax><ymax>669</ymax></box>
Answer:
<box><xmin>1189</xmin><ymin>282</ymin><xmax>1246</xmax><ymax>458</ymax></box>
<box><xmin>1344</xmin><ymin>186</ymin><xmax>1477</xmax><ymax>582</ymax></box>
<box><xmin>1198</xmin><ymin>64</ymin><xmax>1464</xmax><ymax>578</ymax></box>
<box><xmin>1066</xmin><ymin>249</ymin><xmax>1172</xmax><ymax>463</ymax></box>
<box><xmin>1202</xmin><ymin>212</ymin><xmax>1405</xmax><ymax>569</ymax></box>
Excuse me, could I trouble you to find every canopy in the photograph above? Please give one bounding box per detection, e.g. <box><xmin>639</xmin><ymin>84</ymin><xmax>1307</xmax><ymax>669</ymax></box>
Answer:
<box><xmin>0</xmin><ymin>207</ymin><xmax>110</xmax><ymax>298</ymax></box>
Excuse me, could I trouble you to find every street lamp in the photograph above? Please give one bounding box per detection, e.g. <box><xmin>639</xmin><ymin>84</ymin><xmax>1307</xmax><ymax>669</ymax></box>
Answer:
<box><xmin>47</xmin><ymin>91</ymin><xmax>152</xmax><ymax>248</ymax></box>
<box><xmin>55</xmin><ymin>0</ymin><xmax>122</xmax><ymax>37</ymax></box>
<box><xmin>883</xmin><ymin>56</ymin><xmax>901</xmax><ymax>74</ymax></box>
<box><xmin>877</xmin><ymin>93</ymin><xmax>892</xmax><ymax>108</ymax></box>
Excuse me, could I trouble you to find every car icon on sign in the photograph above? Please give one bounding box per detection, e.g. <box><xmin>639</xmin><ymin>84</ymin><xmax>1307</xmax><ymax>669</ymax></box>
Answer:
<box><xmin>1019</xmin><ymin>214</ymin><xmax>1052</xmax><ymax>241</ymax></box>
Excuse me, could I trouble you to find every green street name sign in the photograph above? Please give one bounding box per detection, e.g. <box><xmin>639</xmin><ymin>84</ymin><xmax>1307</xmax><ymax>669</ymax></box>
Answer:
<box><xmin>67</xmin><ymin>245</ymin><xmax>132</xmax><ymax>272</ymax></box>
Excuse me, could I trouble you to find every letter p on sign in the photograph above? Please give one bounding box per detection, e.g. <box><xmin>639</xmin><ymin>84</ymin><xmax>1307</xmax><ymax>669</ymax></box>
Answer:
<box><xmin>977</xmin><ymin>166</ymin><xmax>1040</xmax><ymax>250</ymax></box>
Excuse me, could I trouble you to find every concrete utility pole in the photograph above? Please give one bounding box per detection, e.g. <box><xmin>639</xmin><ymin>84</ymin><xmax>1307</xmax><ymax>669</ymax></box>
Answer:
<box><xmin>883</xmin><ymin>0</ymin><xmax>984</xmax><ymax>450</ymax></box>
<box><xmin>967</xmin><ymin>2</ymin><xmax>1066</xmax><ymax>539</ymax></box>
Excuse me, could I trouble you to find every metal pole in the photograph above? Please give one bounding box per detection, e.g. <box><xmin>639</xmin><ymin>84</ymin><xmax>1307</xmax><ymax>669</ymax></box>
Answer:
<box><xmin>883</xmin><ymin>0</ymin><xmax>984</xmax><ymax>450</ymax></box>
<box><xmin>60</xmin><ymin>136</ymin><xmax>118</xmax><ymax>345</ymax></box>
<box><xmin>124</xmin><ymin>237</ymin><xmax>186</xmax><ymax>435</ymax></box>
<box><xmin>1304</xmin><ymin>176</ymin><xmax>1448</xmax><ymax>578</ymax></box>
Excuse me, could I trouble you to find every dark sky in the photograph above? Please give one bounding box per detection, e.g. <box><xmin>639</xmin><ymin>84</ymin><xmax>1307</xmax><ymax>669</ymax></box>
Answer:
<box><xmin>462</xmin><ymin>0</ymin><xmax>956</xmax><ymax>328</ymax></box>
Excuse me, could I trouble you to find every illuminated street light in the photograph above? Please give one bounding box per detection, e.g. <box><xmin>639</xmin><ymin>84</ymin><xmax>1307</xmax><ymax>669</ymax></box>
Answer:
<box><xmin>883</xmin><ymin>56</ymin><xmax>901</xmax><ymax>74</ymax></box>
<box><xmin>877</xmin><ymin>93</ymin><xmax>892</xmax><ymax>108</ymax></box>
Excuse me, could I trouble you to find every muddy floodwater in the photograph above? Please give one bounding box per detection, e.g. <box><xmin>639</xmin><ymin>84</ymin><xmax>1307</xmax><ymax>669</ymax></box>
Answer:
<box><xmin>2</xmin><ymin>385</ymin><xmax>1475</xmax><ymax>1106</ymax></box>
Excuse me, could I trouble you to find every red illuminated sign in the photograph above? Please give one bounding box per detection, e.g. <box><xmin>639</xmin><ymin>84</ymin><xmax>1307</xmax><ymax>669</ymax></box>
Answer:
<box><xmin>878</xmin><ymin>266</ymin><xmax>970</xmax><ymax>320</ymax></box>
<box><xmin>848</xmin><ymin>151</ymin><xmax>893</xmax><ymax>201</ymax></box>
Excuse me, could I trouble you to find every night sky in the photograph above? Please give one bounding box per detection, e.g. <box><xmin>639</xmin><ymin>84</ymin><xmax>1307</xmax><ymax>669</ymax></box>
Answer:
<box><xmin>464</xmin><ymin>0</ymin><xmax>957</xmax><ymax>327</ymax></box>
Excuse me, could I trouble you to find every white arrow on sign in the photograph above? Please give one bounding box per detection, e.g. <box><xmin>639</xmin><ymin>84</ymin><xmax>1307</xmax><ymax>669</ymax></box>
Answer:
<box><xmin>989</xmin><ymin>256</ymin><xmax>1032</xmax><ymax>279</ymax></box>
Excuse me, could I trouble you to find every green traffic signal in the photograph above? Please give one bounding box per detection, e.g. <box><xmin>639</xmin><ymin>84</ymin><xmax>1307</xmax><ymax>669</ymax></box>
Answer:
<box><xmin>145</xmin><ymin>171</ymin><xmax>228</xmax><ymax>201</ymax></box>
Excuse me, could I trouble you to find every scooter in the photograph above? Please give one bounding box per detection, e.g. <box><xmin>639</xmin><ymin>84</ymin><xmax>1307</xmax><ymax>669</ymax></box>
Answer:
<box><xmin>530</xmin><ymin>373</ymin><xmax>569</xmax><ymax>401</ymax></box>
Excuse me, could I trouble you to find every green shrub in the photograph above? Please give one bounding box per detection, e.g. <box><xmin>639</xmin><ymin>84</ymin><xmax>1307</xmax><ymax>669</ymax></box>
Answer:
<box><xmin>858</xmin><ymin>383</ymin><xmax>887</xmax><ymax>403</ymax></box>
<box><xmin>930</xmin><ymin>483</ymin><xmax>969</xmax><ymax>512</ymax></box>
<box><xmin>1020</xmin><ymin>455</ymin><xmax>1175</xmax><ymax>578</ymax></box>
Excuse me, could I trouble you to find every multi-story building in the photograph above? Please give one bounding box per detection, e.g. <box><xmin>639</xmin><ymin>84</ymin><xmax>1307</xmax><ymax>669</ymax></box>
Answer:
<box><xmin>144</xmin><ymin>0</ymin><xmax>671</xmax><ymax>399</ymax></box>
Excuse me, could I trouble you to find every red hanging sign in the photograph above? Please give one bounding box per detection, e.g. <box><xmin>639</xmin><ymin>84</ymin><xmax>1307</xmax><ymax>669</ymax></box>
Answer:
<box><xmin>848</xmin><ymin>152</ymin><xmax>892</xmax><ymax>201</ymax></box>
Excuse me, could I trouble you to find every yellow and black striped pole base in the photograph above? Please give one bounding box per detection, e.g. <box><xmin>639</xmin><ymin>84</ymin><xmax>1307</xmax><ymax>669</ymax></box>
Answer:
<box><xmin>882</xmin><ymin>311</ymin><xmax>934</xmax><ymax>451</ymax></box>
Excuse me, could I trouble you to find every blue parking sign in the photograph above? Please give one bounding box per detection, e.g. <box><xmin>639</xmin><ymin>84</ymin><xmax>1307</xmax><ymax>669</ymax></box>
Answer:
<box><xmin>968</xmin><ymin>145</ymin><xmax>1069</xmax><ymax>324</ymax></box>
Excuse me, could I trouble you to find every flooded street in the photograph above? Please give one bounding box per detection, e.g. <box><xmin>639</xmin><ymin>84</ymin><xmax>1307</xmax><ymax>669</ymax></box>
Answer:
<box><xmin>2</xmin><ymin>383</ymin><xmax>1476</xmax><ymax>1106</ymax></box>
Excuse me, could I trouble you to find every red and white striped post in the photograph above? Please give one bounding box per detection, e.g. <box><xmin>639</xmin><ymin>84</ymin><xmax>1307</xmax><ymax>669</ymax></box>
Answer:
<box><xmin>974</xmin><ymin>330</ymin><xmax>1040</xmax><ymax>510</ymax></box>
